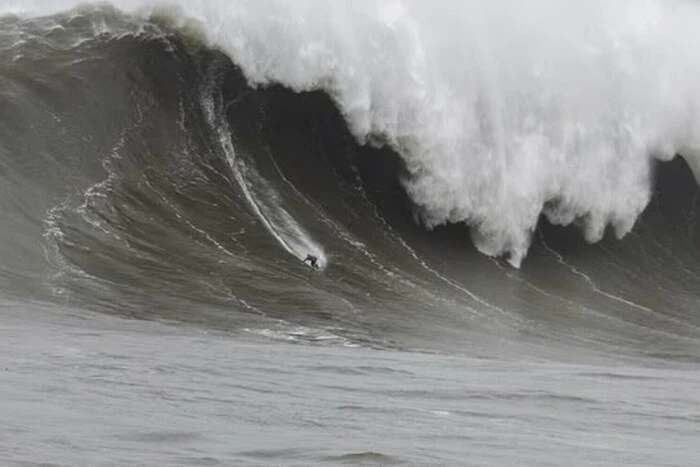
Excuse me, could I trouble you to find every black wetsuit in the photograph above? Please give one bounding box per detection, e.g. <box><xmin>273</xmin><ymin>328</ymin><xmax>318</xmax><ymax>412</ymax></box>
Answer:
<box><xmin>304</xmin><ymin>254</ymin><xmax>318</xmax><ymax>267</ymax></box>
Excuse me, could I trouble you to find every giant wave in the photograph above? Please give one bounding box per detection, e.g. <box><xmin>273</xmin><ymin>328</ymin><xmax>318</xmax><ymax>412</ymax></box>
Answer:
<box><xmin>1</xmin><ymin>1</ymin><xmax>700</xmax><ymax>357</ymax></box>
<box><xmin>7</xmin><ymin>0</ymin><xmax>700</xmax><ymax>266</ymax></box>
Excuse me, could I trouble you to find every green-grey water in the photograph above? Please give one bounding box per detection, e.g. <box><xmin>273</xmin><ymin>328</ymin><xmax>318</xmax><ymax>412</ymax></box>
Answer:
<box><xmin>1</xmin><ymin>5</ymin><xmax>700</xmax><ymax>465</ymax></box>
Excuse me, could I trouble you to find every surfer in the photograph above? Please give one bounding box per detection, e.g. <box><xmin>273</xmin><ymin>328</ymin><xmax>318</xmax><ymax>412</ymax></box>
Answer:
<box><xmin>303</xmin><ymin>254</ymin><xmax>319</xmax><ymax>268</ymax></box>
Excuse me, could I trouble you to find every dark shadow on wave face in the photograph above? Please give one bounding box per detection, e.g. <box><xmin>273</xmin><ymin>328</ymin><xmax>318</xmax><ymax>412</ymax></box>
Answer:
<box><xmin>219</xmin><ymin>76</ymin><xmax>416</xmax><ymax>229</ymax></box>
<box><xmin>525</xmin><ymin>155</ymin><xmax>700</xmax><ymax>343</ymax></box>
<box><xmin>535</xmin><ymin>155</ymin><xmax>700</xmax><ymax>257</ymax></box>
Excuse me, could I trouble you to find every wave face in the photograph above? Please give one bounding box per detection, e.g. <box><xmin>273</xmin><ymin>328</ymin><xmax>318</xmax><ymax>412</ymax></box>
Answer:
<box><xmin>1</xmin><ymin>4</ymin><xmax>700</xmax><ymax>358</ymax></box>
<box><xmin>13</xmin><ymin>0</ymin><xmax>700</xmax><ymax>266</ymax></box>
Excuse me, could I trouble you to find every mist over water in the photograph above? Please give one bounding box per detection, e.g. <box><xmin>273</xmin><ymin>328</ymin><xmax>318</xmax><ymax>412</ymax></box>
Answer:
<box><xmin>1</xmin><ymin>2</ymin><xmax>700</xmax><ymax>465</ymax></box>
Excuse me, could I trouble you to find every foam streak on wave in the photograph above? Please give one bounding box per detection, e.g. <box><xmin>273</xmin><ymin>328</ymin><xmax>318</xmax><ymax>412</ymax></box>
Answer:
<box><xmin>200</xmin><ymin>72</ymin><xmax>326</xmax><ymax>267</ymax></box>
<box><xmin>12</xmin><ymin>0</ymin><xmax>700</xmax><ymax>266</ymax></box>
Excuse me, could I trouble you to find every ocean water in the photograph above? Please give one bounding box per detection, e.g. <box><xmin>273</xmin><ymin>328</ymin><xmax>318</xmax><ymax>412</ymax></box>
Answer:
<box><xmin>1</xmin><ymin>2</ymin><xmax>700</xmax><ymax>465</ymax></box>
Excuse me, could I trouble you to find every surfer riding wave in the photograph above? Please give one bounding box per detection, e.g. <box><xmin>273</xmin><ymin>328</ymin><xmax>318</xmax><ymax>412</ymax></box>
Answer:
<box><xmin>303</xmin><ymin>254</ymin><xmax>320</xmax><ymax>269</ymax></box>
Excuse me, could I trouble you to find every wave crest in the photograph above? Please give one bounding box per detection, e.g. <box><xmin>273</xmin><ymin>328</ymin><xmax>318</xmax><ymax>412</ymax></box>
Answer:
<box><xmin>10</xmin><ymin>0</ymin><xmax>700</xmax><ymax>266</ymax></box>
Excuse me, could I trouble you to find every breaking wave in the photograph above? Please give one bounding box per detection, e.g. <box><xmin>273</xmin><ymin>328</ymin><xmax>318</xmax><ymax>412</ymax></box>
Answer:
<box><xmin>1</xmin><ymin>2</ymin><xmax>700</xmax><ymax>358</ymax></box>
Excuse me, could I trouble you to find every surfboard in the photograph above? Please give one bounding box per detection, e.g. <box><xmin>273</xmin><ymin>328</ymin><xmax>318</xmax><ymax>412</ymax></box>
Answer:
<box><xmin>303</xmin><ymin>259</ymin><xmax>323</xmax><ymax>271</ymax></box>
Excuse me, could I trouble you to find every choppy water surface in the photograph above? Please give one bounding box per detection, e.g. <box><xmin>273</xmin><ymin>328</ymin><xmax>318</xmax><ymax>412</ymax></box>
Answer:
<box><xmin>3</xmin><ymin>303</ymin><xmax>700</xmax><ymax>466</ymax></box>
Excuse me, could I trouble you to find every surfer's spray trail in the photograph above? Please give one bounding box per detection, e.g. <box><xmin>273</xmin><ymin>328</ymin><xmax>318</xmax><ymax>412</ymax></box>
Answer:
<box><xmin>201</xmin><ymin>76</ymin><xmax>326</xmax><ymax>268</ymax></box>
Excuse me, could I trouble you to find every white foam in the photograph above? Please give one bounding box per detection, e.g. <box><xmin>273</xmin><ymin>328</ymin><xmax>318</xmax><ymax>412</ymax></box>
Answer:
<box><xmin>18</xmin><ymin>0</ymin><xmax>700</xmax><ymax>266</ymax></box>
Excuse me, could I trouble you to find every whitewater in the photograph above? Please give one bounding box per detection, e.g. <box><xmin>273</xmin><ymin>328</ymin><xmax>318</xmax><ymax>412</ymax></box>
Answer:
<box><xmin>8</xmin><ymin>0</ymin><xmax>700</xmax><ymax>265</ymax></box>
